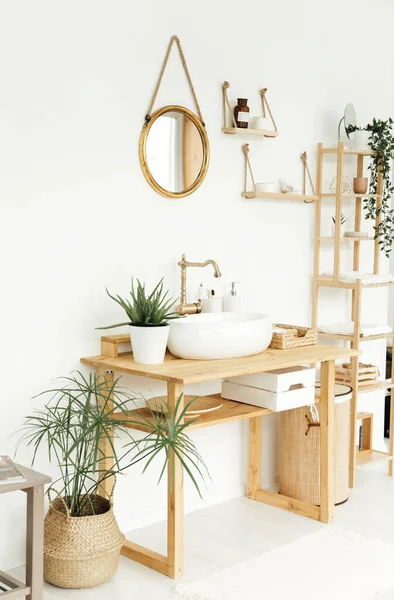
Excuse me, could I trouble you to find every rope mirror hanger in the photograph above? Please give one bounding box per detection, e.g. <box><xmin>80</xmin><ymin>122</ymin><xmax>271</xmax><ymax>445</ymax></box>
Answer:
<box><xmin>139</xmin><ymin>35</ymin><xmax>210</xmax><ymax>199</ymax></box>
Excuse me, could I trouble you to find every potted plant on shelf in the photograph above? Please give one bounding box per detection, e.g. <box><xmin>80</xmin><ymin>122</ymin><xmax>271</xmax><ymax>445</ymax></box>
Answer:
<box><xmin>347</xmin><ymin>118</ymin><xmax>394</xmax><ymax>257</ymax></box>
<box><xmin>17</xmin><ymin>371</ymin><xmax>207</xmax><ymax>589</ymax></box>
<box><xmin>98</xmin><ymin>278</ymin><xmax>179</xmax><ymax>365</ymax></box>
<box><xmin>332</xmin><ymin>213</ymin><xmax>347</xmax><ymax>237</ymax></box>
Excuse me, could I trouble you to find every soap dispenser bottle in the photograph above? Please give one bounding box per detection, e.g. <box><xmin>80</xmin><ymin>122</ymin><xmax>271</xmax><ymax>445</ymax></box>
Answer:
<box><xmin>224</xmin><ymin>282</ymin><xmax>241</xmax><ymax>312</ymax></box>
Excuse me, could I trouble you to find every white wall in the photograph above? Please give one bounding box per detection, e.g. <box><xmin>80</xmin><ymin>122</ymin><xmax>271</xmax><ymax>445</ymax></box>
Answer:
<box><xmin>1</xmin><ymin>0</ymin><xmax>394</xmax><ymax>569</ymax></box>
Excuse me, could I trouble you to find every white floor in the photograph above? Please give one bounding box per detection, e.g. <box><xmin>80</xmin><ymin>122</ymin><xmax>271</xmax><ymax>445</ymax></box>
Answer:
<box><xmin>9</xmin><ymin>462</ymin><xmax>394</xmax><ymax>599</ymax></box>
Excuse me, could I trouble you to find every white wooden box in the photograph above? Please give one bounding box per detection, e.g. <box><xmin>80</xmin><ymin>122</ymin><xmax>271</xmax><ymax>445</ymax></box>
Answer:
<box><xmin>226</xmin><ymin>366</ymin><xmax>315</xmax><ymax>393</ymax></box>
<box><xmin>221</xmin><ymin>380</ymin><xmax>315</xmax><ymax>412</ymax></box>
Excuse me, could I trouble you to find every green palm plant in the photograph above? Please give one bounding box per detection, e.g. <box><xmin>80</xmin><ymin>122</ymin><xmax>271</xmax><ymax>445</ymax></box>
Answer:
<box><xmin>98</xmin><ymin>277</ymin><xmax>179</xmax><ymax>329</ymax></box>
<box><xmin>17</xmin><ymin>371</ymin><xmax>208</xmax><ymax>516</ymax></box>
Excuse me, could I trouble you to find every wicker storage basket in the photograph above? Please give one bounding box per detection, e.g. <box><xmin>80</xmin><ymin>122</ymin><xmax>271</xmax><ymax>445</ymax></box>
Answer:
<box><xmin>44</xmin><ymin>492</ymin><xmax>125</xmax><ymax>589</ymax></box>
<box><xmin>279</xmin><ymin>396</ymin><xmax>350</xmax><ymax>505</ymax></box>
<box><xmin>270</xmin><ymin>324</ymin><xmax>317</xmax><ymax>350</ymax></box>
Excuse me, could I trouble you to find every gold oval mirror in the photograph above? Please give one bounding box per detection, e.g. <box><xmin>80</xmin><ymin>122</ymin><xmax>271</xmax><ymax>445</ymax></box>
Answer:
<box><xmin>139</xmin><ymin>106</ymin><xmax>210</xmax><ymax>199</ymax></box>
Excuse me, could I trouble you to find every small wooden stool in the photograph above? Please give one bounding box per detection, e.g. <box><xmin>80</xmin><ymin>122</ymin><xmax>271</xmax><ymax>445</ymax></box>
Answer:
<box><xmin>0</xmin><ymin>465</ymin><xmax>51</xmax><ymax>600</ymax></box>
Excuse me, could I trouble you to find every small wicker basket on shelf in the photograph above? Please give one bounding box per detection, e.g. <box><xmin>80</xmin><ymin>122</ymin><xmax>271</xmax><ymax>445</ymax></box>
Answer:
<box><xmin>269</xmin><ymin>324</ymin><xmax>317</xmax><ymax>350</ymax></box>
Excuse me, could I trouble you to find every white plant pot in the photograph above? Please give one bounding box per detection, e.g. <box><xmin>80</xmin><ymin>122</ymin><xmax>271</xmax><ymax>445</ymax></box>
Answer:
<box><xmin>355</xmin><ymin>130</ymin><xmax>370</xmax><ymax>150</ymax></box>
<box><xmin>129</xmin><ymin>324</ymin><xmax>170</xmax><ymax>365</ymax></box>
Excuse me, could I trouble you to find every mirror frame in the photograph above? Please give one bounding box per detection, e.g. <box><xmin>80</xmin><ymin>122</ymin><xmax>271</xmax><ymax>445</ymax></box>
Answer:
<box><xmin>139</xmin><ymin>105</ymin><xmax>210</xmax><ymax>199</ymax></box>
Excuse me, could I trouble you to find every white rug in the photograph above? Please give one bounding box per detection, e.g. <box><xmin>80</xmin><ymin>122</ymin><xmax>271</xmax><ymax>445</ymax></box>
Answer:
<box><xmin>175</xmin><ymin>527</ymin><xmax>394</xmax><ymax>600</ymax></box>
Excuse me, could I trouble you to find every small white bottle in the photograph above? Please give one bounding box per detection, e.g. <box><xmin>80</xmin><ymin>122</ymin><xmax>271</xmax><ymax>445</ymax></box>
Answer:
<box><xmin>223</xmin><ymin>282</ymin><xmax>242</xmax><ymax>312</ymax></box>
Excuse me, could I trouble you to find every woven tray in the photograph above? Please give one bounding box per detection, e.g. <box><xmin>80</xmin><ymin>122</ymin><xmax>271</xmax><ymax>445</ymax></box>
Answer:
<box><xmin>269</xmin><ymin>324</ymin><xmax>317</xmax><ymax>350</ymax></box>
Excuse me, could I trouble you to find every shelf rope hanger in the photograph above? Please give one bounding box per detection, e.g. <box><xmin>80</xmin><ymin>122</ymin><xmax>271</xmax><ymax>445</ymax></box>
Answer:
<box><xmin>301</xmin><ymin>152</ymin><xmax>316</xmax><ymax>202</ymax></box>
<box><xmin>222</xmin><ymin>82</ymin><xmax>278</xmax><ymax>132</ymax></box>
<box><xmin>242</xmin><ymin>145</ymin><xmax>316</xmax><ymax>202</ymax></box>
<box><xmin>242</xmin><ymin>144</ymin><xmax>256</xmax><ymax>193</ymax></box>
<box><xmin>144</xmin><ymin>35</ymin><xmax>205</xmax><ymax>127</ymax></box>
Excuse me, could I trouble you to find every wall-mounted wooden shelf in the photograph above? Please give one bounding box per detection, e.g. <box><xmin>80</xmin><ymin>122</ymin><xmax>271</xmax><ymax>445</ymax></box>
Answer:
<box><xmin>222</xmin><ymin>82</ymin><xmax>279</xmax><ymax>138</ymax></box>
<box><xmin>241</xmin><ymin>145</ymin><xmax>316</xmax><ymax>202</ymax></box>
<box><xmin>222</xmin><ymin>127</ymin><xmax>278</xmax><ymax>138</ymax></box>
<box><xmin>242</xmin><ymin>191</ymin><xmax>318</xmax><ymax>201</ymax></box>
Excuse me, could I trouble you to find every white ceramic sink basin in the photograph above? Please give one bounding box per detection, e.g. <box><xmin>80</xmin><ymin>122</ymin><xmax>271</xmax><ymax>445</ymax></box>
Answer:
<box><xmin>168</xmin><ymin>313</ymin><xmax>272</xmax><ymax>360</ymax></box>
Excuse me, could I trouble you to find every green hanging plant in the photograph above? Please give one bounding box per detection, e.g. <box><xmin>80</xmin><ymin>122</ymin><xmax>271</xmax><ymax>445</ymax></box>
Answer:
<box><xmin>347</xmin><ymin>118</ymin><xmax>394</xmax><ymax>257</ymax></box>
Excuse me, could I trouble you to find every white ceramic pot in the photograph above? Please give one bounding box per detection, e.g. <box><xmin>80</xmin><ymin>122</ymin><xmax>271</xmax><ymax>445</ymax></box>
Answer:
<box><xmin>355</xmin><ymin>130</ymin><xmax>370</xmax><ymax>150</ymax></box>
<box><xmin>255</xmin><ymin>181</ymin><xmax>276</xmax><ymax>192</ymax></box>
<box><xmin>129</xmin><ymin>324</ymin><xmax>170</xmax><ymax>364</ymax></box>
<box><xmin>250</xmin><ymin>116</ymin><xmax>272</xmax><ymax>130</ymax></box>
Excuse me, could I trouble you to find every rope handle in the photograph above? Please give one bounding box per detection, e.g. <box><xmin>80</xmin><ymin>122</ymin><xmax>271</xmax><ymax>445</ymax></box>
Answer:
<box><xmin>145</xmin><ymin>35</ymin><xmax>205</xmax><ymax>126</ymax></box>
<box><xmin>47</xmin><ymin>476</ymin><xmax>117</xmax><ymax>518</ymax></box>
<box><xmin>47</xmin><ymin>487</ymin><xmax>70</xmax><ymax>519</ymax></box>
<box><xmin>95</xmin><ymin>474</ymin><xmax>117</xmax><ymax>505</ymax></box>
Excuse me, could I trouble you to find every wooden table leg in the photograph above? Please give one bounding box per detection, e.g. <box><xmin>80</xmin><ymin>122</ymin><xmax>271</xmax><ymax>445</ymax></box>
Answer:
<box><xmin>26</xmin><ymin>485</ymin><xmax>44</xmax><ymax>600</ymax></box>
<box><xmin>167</xmin><ymin>381</ymin><xmax>184</xmax><ymax>579</ymax></box>
<box><xmin>97</xmin><ymin>367</ymin><xmax>115</xmax><ymax>497</ymax></box>
<box><xmin>247</xmin><ymin>416</ymin><xmax>263</xmax><ymax>500</ymax></box>
<box><xmin>320</xmin><ymin>360</ymin><xmax>335</xmax><ymax>524</ymax></box>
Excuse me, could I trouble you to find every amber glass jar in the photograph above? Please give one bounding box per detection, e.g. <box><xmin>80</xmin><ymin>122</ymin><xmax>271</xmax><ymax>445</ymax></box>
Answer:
<box><xmin>234</xmin><ymin>98</ymin><xmax>249</xmax><ymax>129</ymax></box>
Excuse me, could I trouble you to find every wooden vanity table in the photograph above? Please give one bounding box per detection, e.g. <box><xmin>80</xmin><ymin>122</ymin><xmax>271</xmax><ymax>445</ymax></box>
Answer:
<box><xmin>81</xmin><ymin>335</ymin><xmax>357</xmax><ymax>579</ymax></box>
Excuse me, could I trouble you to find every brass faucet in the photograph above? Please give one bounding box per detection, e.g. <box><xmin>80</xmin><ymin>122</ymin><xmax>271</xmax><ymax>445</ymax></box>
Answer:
<box><xmin>176</xmin><ymin>253</ymin><xmax>222</xmax><ymax>315</ymax></box>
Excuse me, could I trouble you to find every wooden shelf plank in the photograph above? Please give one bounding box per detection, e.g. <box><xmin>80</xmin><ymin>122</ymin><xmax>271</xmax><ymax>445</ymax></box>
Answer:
<box><xmin>318</xmin><ymin>331</ymin><xmax>393</xmax><ymax>342</ymax></box>
<box><xmin>356</xmin><ymin>450</ymin><xmax>393</xmax><ymax>467</ymax></box>
<box><xmin>317</xmin><ymin>277</ymin><xmax>394</xmax><ymax>290</ymax></box>
<box><xmin>242</xmin><ymin>191</ymin><xmax>318</xmax><ymax>202</ymax></box>
<box><xmin>112</xmin><ymin>394</ymin><xmax>272</xmax><ymax>433</ymax></box>
<box><xmin>319</xmin><ymin>236</ymin><xmax>374</xmax><ymax>241</ymax></box>
<box><xmin>322</xmin><ymin>148</ymin><xmax>375</xmax><ymax>156</ymax></box>
<box><xmin>320</xmin><ymin>193</ymin><xmax>380</xmax><ymax>198</ymax></box>
<box><xmin>358</xmin><ymin>379</ymin><xmax>394</xmax><ymax>393</ymax></box>
<box><xmin>222</xmin><ymin>127</ymin><xmax>278</xmax><ymax>138</ymax></box>
<box><xmin>82</xmin><ymin>343</ymin><xmax>357</xmax><ymax>385</ymax></box>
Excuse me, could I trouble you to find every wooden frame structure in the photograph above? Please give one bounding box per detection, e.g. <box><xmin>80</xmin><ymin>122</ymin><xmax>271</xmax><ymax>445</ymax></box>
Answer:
<box><xmin>82</xmin><ymin>335</ymin><xmax>356</xmax><ymax>579</ymax></box>
<box><xmin>0</xmin><ymin>466</ymin><xmax>51</xmax><ymax>599</ymax></box>
<box><xmin>312</xmin><ymin>141</ymin><xmax>394</xmax><ymax>488</ymax></box>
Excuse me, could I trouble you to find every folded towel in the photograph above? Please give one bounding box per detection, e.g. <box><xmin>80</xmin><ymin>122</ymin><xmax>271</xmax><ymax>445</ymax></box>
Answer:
<box><xmin>321</xmin><ymin>271</ymin><xmax>394</xmax><ymax>285</ymax></box>
<box><xmin>318</xmin><ymin>322</ymin><xmax>392</xmax><ymax>336</ymax></box>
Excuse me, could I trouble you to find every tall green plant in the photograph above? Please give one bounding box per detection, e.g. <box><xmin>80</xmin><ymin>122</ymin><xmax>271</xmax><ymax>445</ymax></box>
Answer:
<box><xmin>98</xmin><ymin>277</ymin><xmax>179</xmax><ymax>329</ymax></box>
<box><xmin>17</xmin><ymin>372</ymin><xmax>207</xmax><ymax>516</ymax></box>
<box><xmin>347</xmin><ymin>118</ymin><xmax>394</xmax><ymax>257</ymax></box>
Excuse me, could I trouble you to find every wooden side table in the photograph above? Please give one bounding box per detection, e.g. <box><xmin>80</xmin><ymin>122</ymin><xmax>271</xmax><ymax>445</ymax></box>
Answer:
<box><xmin>0</xmin><ymin>465</ymin><xmax>51</xmax><ymax>600</ymax></box>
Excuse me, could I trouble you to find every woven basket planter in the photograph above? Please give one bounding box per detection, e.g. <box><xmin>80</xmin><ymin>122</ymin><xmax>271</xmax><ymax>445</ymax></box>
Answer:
<box><xmin>44</xmin><ymin>492</ymin><xmax>125</xmax><ymax>589</ymax></box>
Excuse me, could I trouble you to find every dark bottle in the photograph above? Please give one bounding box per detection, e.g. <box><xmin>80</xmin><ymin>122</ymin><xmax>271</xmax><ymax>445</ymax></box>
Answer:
<box><xmin>234</xmin><ymin>98</ymin><xmax>249</xmax><ymax>129</ymax></box>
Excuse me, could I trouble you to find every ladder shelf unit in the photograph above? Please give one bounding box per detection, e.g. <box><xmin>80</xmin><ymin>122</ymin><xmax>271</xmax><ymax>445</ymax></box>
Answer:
<box><xmin>312</xmin><ymin>141</ymin><xmax>394</xmax><ymax>488</ymax></box>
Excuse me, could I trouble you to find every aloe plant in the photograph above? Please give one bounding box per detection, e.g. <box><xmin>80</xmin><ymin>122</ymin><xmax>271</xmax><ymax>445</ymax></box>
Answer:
<box><xmin>98</xmin><ymin>277</ymin><xmax>179</xmax><ymax>329</ymax></box>
<box><xmin>332</xmin><ymin>213</ymin><xmax>347</xmax><ymax>225</ymax></box>
<box><xmin>17</xmin><ymin>371</ymin><xmax>208</xmax><ymax>516</ymax></box>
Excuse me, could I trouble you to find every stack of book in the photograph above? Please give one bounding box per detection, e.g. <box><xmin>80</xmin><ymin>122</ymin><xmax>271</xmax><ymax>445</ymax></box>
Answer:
<box><xmin>0</xmin><ymin>456</ymin><xmax>26</xmax><ymax>485</ymax></box>
<box><xmin>335</xmin><ymin>362</ymin><xmax>380</xmax><ymax>387</ymax></box>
